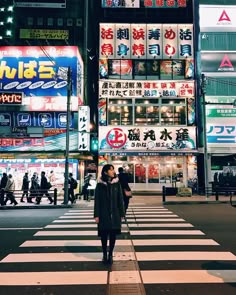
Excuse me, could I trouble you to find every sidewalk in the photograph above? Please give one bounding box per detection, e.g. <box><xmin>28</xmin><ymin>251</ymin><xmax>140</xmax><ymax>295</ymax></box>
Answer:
<box><xmin>0</xmin><ymin>193</ymin><xmax>232</xmax><ymax>210</ymax></box>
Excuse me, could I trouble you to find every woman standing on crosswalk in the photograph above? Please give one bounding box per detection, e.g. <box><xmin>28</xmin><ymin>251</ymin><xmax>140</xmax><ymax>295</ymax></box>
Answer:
<box><xmin>94</xmin><ymin>164</ymin><xmax>125</xmax><ymax>264</ymax></box>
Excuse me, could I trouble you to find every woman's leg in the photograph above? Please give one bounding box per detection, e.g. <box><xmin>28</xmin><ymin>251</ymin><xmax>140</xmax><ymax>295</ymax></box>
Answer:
<box><xmin>100</xmin><ymin>231</ymin><xmax>108</xmax><ymax>262</ymax></box>
<box><xmin>108</xmin><ymin>232</ymin><xmax>117</xmax><ymax>263</ymax></box>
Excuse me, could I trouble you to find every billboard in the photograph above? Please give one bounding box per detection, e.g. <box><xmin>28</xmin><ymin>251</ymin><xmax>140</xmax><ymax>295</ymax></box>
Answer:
<box><xmin>0</xmin><ymin>46</ymin><xmax>83</xmax><ymax>99</ymax></box>
<box><xmin>101</xmin><ymin>0</ymin><xmax>187</xmax><ymax>8</ymax></box>
<box><xmin>14</xmin><ymin>0</ymin><xmax>66</xmax><ymax>8</ymax></box>
<box><xmin>201</xmin><ymin>52</ymin><xmax>236</xmax><ymax>73</ymax></box>
<box><xmin>20</xmin><ymin>29</ymin><xmax>69</xmax><ymax>40</ymax></box>
<box><xmin>99</xmin><ymin>80</ymin><xmax>194</xmax><ymax>98</ymax></box>
<box><xmin>99</xmin><ymin>126</ymin><xmax>196</xmax><ymax>152</ymax></box>
<box><xmin>100</xmin><ymin>23</ymin><xmax>193</xmax><ymax>59</ymax></box>
<box><xmin>200</xmin><ymin>5</ymin><xmax>236</xmax><ymax>32</ymax></box>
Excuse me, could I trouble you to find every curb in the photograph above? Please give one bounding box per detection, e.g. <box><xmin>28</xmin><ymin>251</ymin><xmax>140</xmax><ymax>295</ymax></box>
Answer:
<box><xmin>0</xmin><ymin>204</ymin><xmax>73</xmax><ymax>210</ymax></box>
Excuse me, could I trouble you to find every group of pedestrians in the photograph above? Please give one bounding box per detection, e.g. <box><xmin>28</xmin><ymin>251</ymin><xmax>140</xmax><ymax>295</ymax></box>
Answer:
<box><xmin>0</xmin><ymin>171</ymin><xmax>54</xmax><ymax>206</ymax></box>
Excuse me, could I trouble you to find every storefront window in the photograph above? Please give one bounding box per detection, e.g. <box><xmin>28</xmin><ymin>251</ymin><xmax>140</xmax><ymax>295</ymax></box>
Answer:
<box><xmin>135</xmin><ymin>98</ymin><xmax>159</xmax><ymax>125</ymax></box>
<box><xmin>161</xmin><ymin>98</ymin><xmax>186</xmax><ymax>125</ymax></box>
<box><xmin>135</xmin><ymin>164</ymin><xmax>146</xmax><ymax>183</ymax></box>
<box><xmin>108</xmin><ymin>99</ymin><xmax>133</xmax><ymax>125</ymax></box>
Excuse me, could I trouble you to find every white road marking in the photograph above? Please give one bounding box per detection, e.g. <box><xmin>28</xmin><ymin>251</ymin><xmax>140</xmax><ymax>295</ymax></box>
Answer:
<box><xmin>0</xmin><ymin>271</ymin><xmax>107</xmax><ymax>285</ymax></box>
<box><xmin>141</xmin><ymin>270</ymin><xmax>236</xmax><ymax>284</ymax></box>
<box><xmin>136</xmin><ymin>251</ymin><xmax>236</xmax><ymax>261</ymax></box>
<box><xmin>132</xmin><ymin>239</ymin><xmax>219</xmax><ymax>246</ymax></box>
<box><xmin>130</xmin><ymin>230</ymin><xmax>205</xmax><ymax>235</ymax></box>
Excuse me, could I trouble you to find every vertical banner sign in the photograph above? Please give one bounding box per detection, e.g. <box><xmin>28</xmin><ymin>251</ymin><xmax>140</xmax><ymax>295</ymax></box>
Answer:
<box><xmin>147</xmin><ymin>24</ymin><xmax>163</xmax><ymax>59</ymax></box>
<box><xmin>78</xmin><ymin>106</ymin><xmax>90</xmax><ymax>151</ymax></box>
<box><xmin>115</xmin><ymin>24</ymin><xmax>131</xmax><ymax>59</ymax></box>
<box><xmin>163</xmin><ymin>24</ymin><xmax>178</xmax><ymax>59</ymax></box>
<box><xmin>131</xmin><ymin>24</ymin><xmax>147</xmax><ymax>59</ymax></box>
<box><xmin>100</xmin><ymin>24</ymin><xmax>115</xmax><ymax>59</ymax></box>
<box><xmin>178</xmin><ymin>24</ymin><xmax>193</xmax><ymax>58</ymax></box>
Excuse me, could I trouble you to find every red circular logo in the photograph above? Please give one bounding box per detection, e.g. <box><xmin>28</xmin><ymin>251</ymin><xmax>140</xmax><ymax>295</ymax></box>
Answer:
<box><xmin>106</xmin><ymin>128</ymin><xmax>127</xmax><ymax>149</ymax></box>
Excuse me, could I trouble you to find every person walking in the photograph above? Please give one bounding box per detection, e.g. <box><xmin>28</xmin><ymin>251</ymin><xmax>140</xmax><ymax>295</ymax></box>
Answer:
<box><xmin>118</xmin><ymin>167</ymin><xmax>132</xmax><ymax>213</ymax></box>
<box><xmin>94</xmin><ymin>164</ymin><xmax>125</xmax><ymax>264</ymax></box>
<box><xmin>36</xmin><ymin>171</ymin><xmax>53</xmax><ymax>205</ymax></box>
<box><xmin>21</xmin><ymin>172</ymin><xmax>30</xmax><ymax>203</ymax></box>
<box><xmin>68</xmin><ymin>173</ymin><xmax>77</xmax><ymax>204</ymax></box>
<box><xmin>29</xmin><ymin>172</ymin><xmax>39</xmax><ymax>202</ymax></box>
<box><xmin>0</xmin><ymin>173</ymin><xmax>8</xmax><ymax>206</ymax></box>
<box><xmin>81</xmin><ymin>174</ymin><xmax>92</xmax><ymax>201</ymax></box>
<box><xmin>4</xmin><ymin>174</ymin><xmax>18</xmax><ymax>206</ymax></box>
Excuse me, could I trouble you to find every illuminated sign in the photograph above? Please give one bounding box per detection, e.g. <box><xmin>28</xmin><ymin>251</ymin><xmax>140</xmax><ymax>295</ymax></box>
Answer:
<box><xmin>99</xmin><ymin>80</ymin><xmax>194</xmax><ymax>98</ymax></box>
<box><xmin>101</xmin><ymin>0</ymin><xmax>187</xmax><ymax>8</ymax></box>
<box><xmin>0</xmin><ymin>92</ymin><xmax>23</xmax><ymax>105</ymax></box>
<box><xmin>99</xmin><ymin>126</ymin><xmax>196</xmax><ymax>152</ymax></box>
<box><xmin>14</xmin><ymin>0</ymin><xmax>66</xmax><ymax>8</ymax></box>
<box><xmin>78</xmin><ymin>106</ymin><xmax>90</xmax><ymax>151</ymax></box>
<box><xmin>20</xmin><ymin>29</ymin><xmax>69</xmax><ymax>40</ymax></box>
<box><xmin>201</xmin><ymin>52</ymin><xmax>236</xmax><ymax>73</ymax></box>
<box><xmin>0</xmin><ymin>131</ymin><xmax>78</xmax><ymax>151</ymax></box>
<box><xmin>24</xmin><ymin>96</ymin><xmax>81</xmax><ymax>111</ymax></box>
<box><xmin>102</xmin><ymin>0</ymin><xmax>140</xmax><ymax>8</ymax></box>
<box><xmin>0</xmin><ymin>46</ymin><xmax>83</xmax><ymax>98</ymax></box>
<box><xmin>100</xmin><ymin>23</ymin><xmax>193</xmax><ymax>59</ymax></box>
<box><xmin>200</xmin><ymin>6</ymin><xmax>236</xmax><ymax>32</ymax></box>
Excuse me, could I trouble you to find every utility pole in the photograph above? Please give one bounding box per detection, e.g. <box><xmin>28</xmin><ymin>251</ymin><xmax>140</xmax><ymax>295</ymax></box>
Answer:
<box><xmin>63</xmin><ymin>67</ymin><xmax>72</xmax><ymax>204</ymax></box>
<box><xmin>201</xmin><ymin>73</ymin><xmax>209</xmax><ymax>197</ymax></box>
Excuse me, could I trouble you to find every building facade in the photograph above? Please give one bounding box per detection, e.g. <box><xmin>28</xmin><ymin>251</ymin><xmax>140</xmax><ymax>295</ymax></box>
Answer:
<box><xmin>97</xmin><ymin>0</ymin><xmax>198</xmax><ymax>192</ymax></box>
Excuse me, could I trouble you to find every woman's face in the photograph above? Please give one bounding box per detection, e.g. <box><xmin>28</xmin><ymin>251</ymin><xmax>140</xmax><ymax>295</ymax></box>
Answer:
<box><xmin>105</xmin><ymin>166</ymin><xmax>115</xmax><ymax>178</ymax></box>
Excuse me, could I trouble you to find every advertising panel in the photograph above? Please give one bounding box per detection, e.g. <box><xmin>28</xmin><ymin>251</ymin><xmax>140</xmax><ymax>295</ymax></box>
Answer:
<box><xmin>99</xmin><ymin>23</ymin><xmax>193</xmax><ymax>59</ymax></box>
<box><xmin>201</xmin><ymin>52</ymin><xmax>236</xmax><ymax>73</ymax></box>
<box><xmin>99</xmin><ymin>80</ymin><xmax>194</xmax><ymax>98</ymax></box>
<box><xmin>0</xmin><ymin>46</ymin><xmax>82</xmax><ymax>98</ymax></box>
<box><xmin>0</xmin><ymin>92</ymin><xmax>23</xmax><ymax>105</ymax></box>
<box><xmin>20</xmin><ymin>29</ymin><xmax>69</xmax><ymax>40</ymax></box>
<box><xmin>200</xmin><ymin>5</ymin><xmax>236</xmax><ymax>32</ymax></box>
<box><xmin>101</xmin><ymin>0</ymin><xmax>187</xmax><ymax>8</ymax></box>
<box><xmin>78</xmin><ymin>106</ymin><xmax>90</xmax><ymax>151</ymax></box>
<box><xmin>206</xmin><ymin>96</ymin><xmax>236</xmax><ymax>149</ymax></box>
<box><xmin>14</xmin><ymin>0</ymin><xmax>66</xmax><ymax>8</ymax></box>
<box><xmin>102</xmin><ymin>0</ymin><xmax>140</xmax><ymax>8</ymax></box>
<box><xmin>0</xmin><ymin>131</ymin><xmax>78</xmax><ymax>152</ymax></box>
<box><xmin>0</xmin><ymin>112</ymin><xmax>74</xmax><ymax>129</ymax></box>
<box><xmin>99</xmin><ymin>126</ymin><xmax>196</xmax><ymax>152</ymax></box>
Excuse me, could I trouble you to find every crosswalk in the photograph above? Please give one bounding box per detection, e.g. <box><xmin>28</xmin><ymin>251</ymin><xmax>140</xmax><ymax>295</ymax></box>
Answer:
<box><xmin>0</xmin><ymin>205</ymin><xmax>236</xmax><ymax>294</ymax></box>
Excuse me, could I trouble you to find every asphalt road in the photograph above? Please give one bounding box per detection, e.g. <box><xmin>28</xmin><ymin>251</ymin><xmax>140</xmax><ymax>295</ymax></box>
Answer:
<box><xmin>0</xmin><ymin>203</ymin><xmax>236</xmax><ymax>295</ymax></box>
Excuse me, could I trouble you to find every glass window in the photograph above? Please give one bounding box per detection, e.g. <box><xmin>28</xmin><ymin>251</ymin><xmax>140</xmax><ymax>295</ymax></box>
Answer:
<box><xmin>135</xmin><ymin>98</ymin><xmax>159</xmax><ymax>125</ymax></box>
<box><xmin>161</xmin><ymin>98</ymin><xmax>186</xmax><ymax>125</ymax></box>
<box><xmin>108</xmin><ymin>99</ymin><xmax>132</xmax><ymax>125</ymax></box>
<box><xmin>135</xmin><ymin>164</ymin><xmax>146</xmax><ymax>183</ymax></box>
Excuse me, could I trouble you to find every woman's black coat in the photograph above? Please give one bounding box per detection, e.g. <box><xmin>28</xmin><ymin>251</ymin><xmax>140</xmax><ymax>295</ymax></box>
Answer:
<box><xmin>94</xmin><ymin>177</ymin><xmax>125</xmax><ymax>233</ymax></box>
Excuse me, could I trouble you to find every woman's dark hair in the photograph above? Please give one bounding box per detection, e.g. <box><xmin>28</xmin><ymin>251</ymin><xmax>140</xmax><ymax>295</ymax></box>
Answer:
<box><xmin>101</xmin><ymin>164</ymin><xmax>114</xmax><ymax>182</ymax></box>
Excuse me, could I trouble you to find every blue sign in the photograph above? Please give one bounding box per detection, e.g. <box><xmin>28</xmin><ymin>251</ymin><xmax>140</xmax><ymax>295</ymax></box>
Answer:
<box><xmin>0</xmin><ymin>56</ymin><xmax>78</xmax><ymax>97</ymax></box>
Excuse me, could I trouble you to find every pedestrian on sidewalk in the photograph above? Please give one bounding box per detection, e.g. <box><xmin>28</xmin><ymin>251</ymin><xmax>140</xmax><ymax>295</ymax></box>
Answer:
<box><xmin>21</xmin><ymin>172</ymin><xmax>30</xmax><ymax>203</ymax></box>
<box><xmin>36</xmin><ymin>171</ymin><xmax>53</xmax><ymax>205</ymax></box>
<box><xmin>118</xmin><ymin>167</ymin><xmax>132</xmax><ymax>213</ymax></box>
<box><xmin>0</xmin><ymin>173</ymin><xmax>8</xmax><ymax>206</ymax></box>
<box><xmin>81</xmin><ymin>174</ymin><xmax>92</xmax><ymax>201</ymax></box>
<box><xmin>4</xmin><ymin>174</ymin><xmax>18</xmax><ymax>206</ymax></box>
<box><xmin>94</xmin><ymin>164</ymin><xmax>125</xmax><ymax>264</ymax></box>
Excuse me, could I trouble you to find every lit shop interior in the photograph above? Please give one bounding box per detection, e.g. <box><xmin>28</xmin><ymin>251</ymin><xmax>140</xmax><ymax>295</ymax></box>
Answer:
<box><xmin>99</xmin><ymin>155</ymin><xmax>197</xmax><ymax>191</ymax></box>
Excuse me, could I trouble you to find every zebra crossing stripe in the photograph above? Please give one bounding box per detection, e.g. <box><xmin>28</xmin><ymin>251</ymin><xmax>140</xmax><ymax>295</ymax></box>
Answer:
<box><xmin>129</xmin><ymin>230</ymin><xmax>205</xmax><ymax>235</ymax></box>
<box><xmin>20</xmin><ymin>240</ymin><xmax>132</xmax><ymax>247</ymax></box>
<box><xmin>0</xmin><ymin>271</ymin><xmax>107</xmax><ymax>285</ymax></box>
<box><xmin>141</xmin><ymin>270</ymin><xmax>236</xmax><ymax>284</ymax></box>
<box><xmin>136</xmin><ymin>251</ymin><xmax>236</xmax><ymax>261</ymax></box>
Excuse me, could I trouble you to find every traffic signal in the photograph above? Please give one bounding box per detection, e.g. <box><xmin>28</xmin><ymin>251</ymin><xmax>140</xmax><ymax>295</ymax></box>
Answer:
<box><xmin>90</xmin><ymin>136</ymin><xmax>98</xmax><ymax>152</ymax></box>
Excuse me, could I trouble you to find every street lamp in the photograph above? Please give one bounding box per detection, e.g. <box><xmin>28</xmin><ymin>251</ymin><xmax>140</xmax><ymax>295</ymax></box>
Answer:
<box><xmin>63</xmin><ymin>67</ymin><xmax>72</xmax><ymax>204</ymax></box>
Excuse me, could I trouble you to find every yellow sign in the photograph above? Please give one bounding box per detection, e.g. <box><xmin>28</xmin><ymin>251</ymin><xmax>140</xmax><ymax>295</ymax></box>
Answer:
<box><xmin>20</xmin><ymin>29</ymin><xmax>69</xmax><ymax>40</ymax></box>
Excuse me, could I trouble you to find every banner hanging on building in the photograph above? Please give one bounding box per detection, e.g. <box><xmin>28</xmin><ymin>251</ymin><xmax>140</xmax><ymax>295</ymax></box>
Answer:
<box><xmin>100</xmin><ymin>23</ymin><xmax>193</xmax><ymax>59</ymax></box>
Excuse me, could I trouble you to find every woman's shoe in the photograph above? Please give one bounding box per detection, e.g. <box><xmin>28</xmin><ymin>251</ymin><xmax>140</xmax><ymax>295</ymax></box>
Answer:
<box><xmin>107</xmin><ymin>254</ymin><xmax>113</xmax><ymax>264</ymax></box>
<box><xmin>102</xmin><ymin>253</ymin><xmax>107</xmax><ymax>264</ymax></box>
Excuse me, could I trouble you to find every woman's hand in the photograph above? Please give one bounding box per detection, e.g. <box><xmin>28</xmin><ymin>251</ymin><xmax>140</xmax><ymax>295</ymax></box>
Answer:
<box><xmin>95</xmin><ymin>217</ymin><xmax>99</xmax><ymax>223</ymax></box>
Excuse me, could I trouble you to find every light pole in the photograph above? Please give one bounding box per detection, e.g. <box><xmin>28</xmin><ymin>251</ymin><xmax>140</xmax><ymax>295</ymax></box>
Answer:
<box><xmin>63</xmin><ymin>66</ymin><xmax>72</xmax><ymax>204</ymax></box>
<box><xmin>201</xmin><ymin>73</ymin><xmax>209</xmax><ymax>197</ymax></box>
